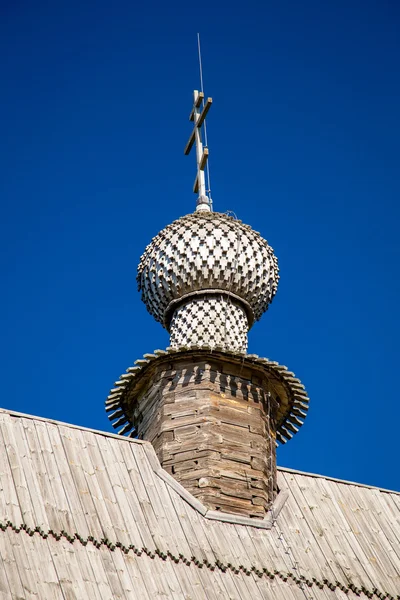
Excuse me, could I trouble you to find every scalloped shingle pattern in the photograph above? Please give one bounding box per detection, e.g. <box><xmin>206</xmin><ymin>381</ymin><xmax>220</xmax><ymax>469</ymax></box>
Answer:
<box><xmin>106</xmin><ymin>347</ymin><xmax>310</xmax><ymax>445</ymax></box>
<box><xmin>169</xmin><ymin>296</ymin><xmax>248</xmax><ymax>351</ymax></box>
<box><xmin>137</xmin><ymin>212</ymin><xmax>279</xmax><ymax>326</ymax></box>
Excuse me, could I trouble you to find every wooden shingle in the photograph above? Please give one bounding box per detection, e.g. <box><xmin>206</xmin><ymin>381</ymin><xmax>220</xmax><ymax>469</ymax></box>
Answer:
<box><xmin>0</xmin><ymin>408</ymin><xmax>398</xmax><ymax>600</ymax></box>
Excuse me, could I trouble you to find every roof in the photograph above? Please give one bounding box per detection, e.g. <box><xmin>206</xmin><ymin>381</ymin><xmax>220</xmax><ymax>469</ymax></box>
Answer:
<box><xmin>0</xmin><ymin>407</ymin><xmax>399</xmax><ymax>599</ymax></box>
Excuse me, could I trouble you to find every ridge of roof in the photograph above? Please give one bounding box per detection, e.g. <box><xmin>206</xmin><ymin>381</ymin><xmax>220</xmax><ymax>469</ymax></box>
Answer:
<box><xmin>276</xmin><ymin>465</ymin><xmax>400</xmax><ymax>495</ymax></box>
<box><xmin>1</xmin><ymin>406</ymin><xmax>398</xmax><ymax>496</ymax></box>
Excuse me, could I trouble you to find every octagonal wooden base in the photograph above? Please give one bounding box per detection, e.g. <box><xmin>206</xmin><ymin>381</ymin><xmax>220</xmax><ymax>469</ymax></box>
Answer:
<box><xmin>133</xmin><ymin>353</ymin><xmax>278</xmax><ymax>519</ymax></box>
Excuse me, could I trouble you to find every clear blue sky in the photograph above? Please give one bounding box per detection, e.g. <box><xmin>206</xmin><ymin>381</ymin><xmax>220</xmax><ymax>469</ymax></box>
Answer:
<box><xmin>1</xmin><ymin>1</ymin><xmax>399</xmax><ymax>491</ymax></box>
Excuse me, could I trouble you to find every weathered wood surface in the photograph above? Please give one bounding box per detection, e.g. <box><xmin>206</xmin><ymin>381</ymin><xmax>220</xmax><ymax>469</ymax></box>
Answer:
<box><xmin>108</xmin><ymin>346</ymin><xmax>310</xmax><ymax>446</ymax></box>
<box><xmin>0</xmin><ymin>408</ymin><xmax>398</xmax><ymax>599</ymax></box>
<box><xmin>135</xmin><ymin>358</ymin><xmax>278</xmax><ymax>519</ymax></box>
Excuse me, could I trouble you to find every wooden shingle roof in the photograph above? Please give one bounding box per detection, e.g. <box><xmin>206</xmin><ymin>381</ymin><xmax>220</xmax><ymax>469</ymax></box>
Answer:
<box><xmin>0</xmin><ymin>408</ymin><xmax>399</xmax><ymax>599</ymax></box>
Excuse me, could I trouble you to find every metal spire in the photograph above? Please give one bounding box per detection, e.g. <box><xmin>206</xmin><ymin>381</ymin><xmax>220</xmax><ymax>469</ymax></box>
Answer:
<box><xmin>184</xmin><ymin>35</ymin><xmax>213</xmax><ymax>212</ymax></box>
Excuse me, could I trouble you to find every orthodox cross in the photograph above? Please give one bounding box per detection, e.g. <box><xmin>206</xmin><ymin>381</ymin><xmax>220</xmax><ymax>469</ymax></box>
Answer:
<box><xmin>184</xmin><ymin>90</ymin><xmax>212</xmax><ymax>211</ymax></box>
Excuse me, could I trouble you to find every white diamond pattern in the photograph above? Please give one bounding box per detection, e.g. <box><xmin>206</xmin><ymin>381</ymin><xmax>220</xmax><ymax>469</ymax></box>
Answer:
<box><xmin>170</xmin><ymin>297</ymin><xmax>248</xmax><ymax>352</ymax></box>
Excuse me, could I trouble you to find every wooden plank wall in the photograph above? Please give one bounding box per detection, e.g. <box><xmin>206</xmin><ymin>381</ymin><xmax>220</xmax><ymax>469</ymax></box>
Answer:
<box><xmin>136</xmin><ymin>358</ymin><xmax>277</xmax><ymax>519</ymax></box>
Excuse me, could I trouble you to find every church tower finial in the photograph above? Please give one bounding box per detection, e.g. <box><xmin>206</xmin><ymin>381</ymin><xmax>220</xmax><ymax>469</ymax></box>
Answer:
<box><xmin>184</xmin><ymin>34</ymin><xmax>213</xmax><ymax>212</ymax></box>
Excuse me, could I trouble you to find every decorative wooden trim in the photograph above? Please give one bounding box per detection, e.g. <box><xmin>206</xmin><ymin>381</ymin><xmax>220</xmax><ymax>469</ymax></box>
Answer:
<box><xmin>142</xmin><ymin>445</ymin><xmax>209</xmax><ymax>516</ymax></box>
<box><xmin>1</xmin><ymin>520</ymin><xmax>395</xmax><ymax>599</ymax></box>
<box><xmin>106</xmin><ymin>345</ymin><xmax>310</xmax><ymax>444</ymax></box>
<box><xmin>142</xmin><ymin>443</ymin><xmax>288</xmax><ymax>529</ymax></box>
<box><xmin>163</xmin><ymin>288</ymin><xmax>255</xmax><ymax>330</ymax></box>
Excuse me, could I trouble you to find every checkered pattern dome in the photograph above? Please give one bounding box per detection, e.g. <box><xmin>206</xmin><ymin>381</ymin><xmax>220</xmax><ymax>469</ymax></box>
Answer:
<box><xmin>137</xmin><ymin>211</ymin><xmax>279</xmax><ymax>327</ymax></box>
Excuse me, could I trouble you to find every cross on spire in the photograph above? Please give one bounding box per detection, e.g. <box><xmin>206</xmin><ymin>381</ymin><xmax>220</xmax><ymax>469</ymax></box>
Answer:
<box><xmin>184</xmin><ymin>90</ymin><xmax>212</xmax><ymax>212</ymax></box>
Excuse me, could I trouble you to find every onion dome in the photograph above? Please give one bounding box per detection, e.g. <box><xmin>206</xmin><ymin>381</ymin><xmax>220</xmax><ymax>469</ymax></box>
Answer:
<box><xmin>137</xmin><ymin>211</ymin><xmax>279</xmax><ymax>331</ymax></box>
